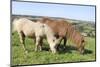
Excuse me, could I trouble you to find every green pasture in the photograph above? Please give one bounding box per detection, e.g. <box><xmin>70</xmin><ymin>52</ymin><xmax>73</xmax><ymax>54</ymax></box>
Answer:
<box><xmin>11</xmin><ymin>32</ymin><xmax>96</xmax><ymax>66</ymax></box>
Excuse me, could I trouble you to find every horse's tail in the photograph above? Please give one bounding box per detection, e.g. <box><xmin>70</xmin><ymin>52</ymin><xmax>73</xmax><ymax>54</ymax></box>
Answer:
<box><xmin>12</xmin><ymin>18</ymin><xmax>19</xmax><ymax>34</ymax></box>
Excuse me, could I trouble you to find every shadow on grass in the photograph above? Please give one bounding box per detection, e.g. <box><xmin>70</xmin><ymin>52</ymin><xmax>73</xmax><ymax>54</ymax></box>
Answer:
<box><xmin>27</xmin><ymin>44</ymin><xmax>50</xmax><ymax>52</ymax></box>
<box><xmin>57</xmin><ymin>44</ymin><xmax>93</xmax><ymax>55</ymax></box>
<box><xmin>26</xmin><ymin>43</ymin><xmax>93</xmax><ymax>55</ymax></box>
<box><xmin>57</xmin><ymin>45</ymin><xmax>75</xmax><ymax>54</ymax></box>
<box><xmin>42</xmin><ymin>47</ymin><xmax>50</xmax><ymax>51</ymax></box>
<box><xmin>84</xmin><ymin>49</ymin><xmax>93</xmax><ymax>54</ymax></box>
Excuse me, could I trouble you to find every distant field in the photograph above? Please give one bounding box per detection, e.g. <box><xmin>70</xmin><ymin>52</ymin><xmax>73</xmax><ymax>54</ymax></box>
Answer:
<box><xmin>11</xmin><ymin>32</ymin><xmax>96</xmax><ymax>66</ymax></box>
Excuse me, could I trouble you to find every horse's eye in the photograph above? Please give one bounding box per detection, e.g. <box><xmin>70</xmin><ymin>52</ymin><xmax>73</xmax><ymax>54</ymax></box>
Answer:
<box><xmin>54</xmin><ymin>34</ymin><xmax>59</xmax><ymax>39</ymax></box>
<box><xmin>53</xmin><ymin>39</ymin><xmax>55</xmax><ymax>42</ymax></box>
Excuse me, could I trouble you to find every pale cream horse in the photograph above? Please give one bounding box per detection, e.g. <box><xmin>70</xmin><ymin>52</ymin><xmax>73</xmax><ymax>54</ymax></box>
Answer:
<box><xmin>12</xmin><ymin>18</ymin><xmax>61</xmax><ymax>54</ymax></box>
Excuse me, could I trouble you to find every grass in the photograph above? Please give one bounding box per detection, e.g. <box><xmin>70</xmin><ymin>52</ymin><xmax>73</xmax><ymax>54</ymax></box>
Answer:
<box><xmin>11</xmin><ymin>32</ymin><xmax>96</xmax><ymax>66</ymax></box>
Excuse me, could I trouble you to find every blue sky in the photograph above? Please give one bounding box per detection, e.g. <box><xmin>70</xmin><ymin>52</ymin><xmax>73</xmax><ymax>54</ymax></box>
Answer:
<box><xmin>12</xmin><ymin>1</ymin><xmax>95</xmax><ymax>22</ymax></box>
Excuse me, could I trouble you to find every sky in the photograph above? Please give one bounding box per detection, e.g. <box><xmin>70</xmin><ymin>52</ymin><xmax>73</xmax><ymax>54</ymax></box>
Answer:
<box><xmin>12</xmin><ymin>1</ymin><xmax>96</xmax><ymax>22</ymax></box>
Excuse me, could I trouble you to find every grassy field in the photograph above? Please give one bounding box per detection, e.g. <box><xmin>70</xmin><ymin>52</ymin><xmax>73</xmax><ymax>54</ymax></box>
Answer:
<box><xmin>11</xmin><ymin>32</ymin><xmax>96</xmax><ymax>66</ymax></box>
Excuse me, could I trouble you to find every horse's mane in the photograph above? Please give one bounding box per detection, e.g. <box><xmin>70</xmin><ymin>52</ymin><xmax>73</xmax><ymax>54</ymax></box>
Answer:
<box><xmin>64</xmin><ymin>20</ymin><xmax>85</xmax><ymax>47</ymax></box>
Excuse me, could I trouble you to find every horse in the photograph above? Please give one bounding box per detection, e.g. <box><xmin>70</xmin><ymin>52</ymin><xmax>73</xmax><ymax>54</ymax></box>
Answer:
<box><xmin>12</xmin><ymin>18</ymin><xmax>61</xmax><ymax>54</ymax></box>
<box><xmin>39</xmin><ymin>17</ymin><xmax>85</xmax><ymax>54</ymax></box>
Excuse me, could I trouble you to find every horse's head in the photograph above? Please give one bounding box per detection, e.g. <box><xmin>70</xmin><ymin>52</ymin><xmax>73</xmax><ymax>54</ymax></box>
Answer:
<box><xmin>79</xmin><ymin>37</ymin><xmax>85</xmax><ymax>54</ymax></box>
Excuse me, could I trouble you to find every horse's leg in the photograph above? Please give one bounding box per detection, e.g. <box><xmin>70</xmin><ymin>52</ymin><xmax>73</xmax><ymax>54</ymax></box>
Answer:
<box><xmin>33</xmin><ymin>36</ymin><xmax>36</xmax><ymax>44</ymax></box>
<box><xmin>63</xmin><ymin>37</ymin><xmax>66</xmax><ymax>46</ymax></box>
<box><xmin>18</xmin><ymin>31</ymin><xmax>27</xmax><ymax>54</ymax></box>
<box><xmin>32</xmin><ymin>37</ymin><xmax>36</xmax><ymax>51</ymax></box>
<box><xmin>39</xmin><ymin>38</ymin><xmax>43</xmax><ymax>51</ymax></box>
<box><xmin>63</xmin><ymin>37</ymin><xmax>67</xmax><ymax>49</ymax></box>
<box><xmin>35</xmin><ymin>36</ymin><xmax>41</xmax><ymax>51</ymax></box>
<box><xmin>56</xmin><ymin>37</ymin><xmax>63</xmax><ymax>51</ymax></box>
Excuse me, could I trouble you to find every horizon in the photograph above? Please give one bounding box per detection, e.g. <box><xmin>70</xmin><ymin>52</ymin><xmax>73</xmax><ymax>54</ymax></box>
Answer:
<box><xmin>12</xmin><ymin>14</ymin><xmax>95</xmax><ymax>23</ymax></box>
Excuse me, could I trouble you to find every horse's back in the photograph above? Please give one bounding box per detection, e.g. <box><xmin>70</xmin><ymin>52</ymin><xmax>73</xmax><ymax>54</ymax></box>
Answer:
<box><xmin>40</xmin><ymin>18</ymin><xmax>68</xmax><ymax>37</ymax></box>
<box><xmin>13</xmin><ymin>18</ymin><xmax>36</xmax><ymax>37</ymax></box>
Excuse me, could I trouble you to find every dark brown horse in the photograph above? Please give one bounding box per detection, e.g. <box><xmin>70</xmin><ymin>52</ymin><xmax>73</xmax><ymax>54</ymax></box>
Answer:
<box><xmin>39</xmin><ymin>17</ymin><xmax>85</xmax><ymax>54</ymax></box>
